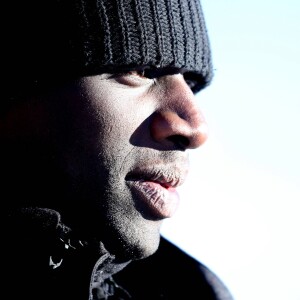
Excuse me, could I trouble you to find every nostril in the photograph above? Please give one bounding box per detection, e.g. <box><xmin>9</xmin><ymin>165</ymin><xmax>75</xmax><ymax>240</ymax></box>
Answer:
<box><xmin>167</xmin><ymin>135</ymin><xmax>190</xmax><ymax>150</ymax></box>
<box><xmin>150</xmin><ymin>109</ymin><xmax>208</xmax><ymax>150</ymax></box>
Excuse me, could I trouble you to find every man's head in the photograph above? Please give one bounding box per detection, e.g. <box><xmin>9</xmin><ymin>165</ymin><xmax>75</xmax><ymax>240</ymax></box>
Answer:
<box><xmin>2</xmin><ymin>0</ymin><xmax>212</xmax><ymax>261</ymax></box>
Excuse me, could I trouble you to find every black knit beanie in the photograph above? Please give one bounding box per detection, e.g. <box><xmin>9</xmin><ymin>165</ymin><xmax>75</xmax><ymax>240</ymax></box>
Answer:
<box><xmin>5</xmin><ymin>0</ymin><xmax>213</xmax><ymax>94</ymax></box>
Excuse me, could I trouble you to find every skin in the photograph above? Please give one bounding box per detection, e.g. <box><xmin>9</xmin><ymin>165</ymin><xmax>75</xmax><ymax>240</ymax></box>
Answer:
<box><xmin>1</xmin><ymin>70</ymin><xmax>208</xmax><ymax>262</ymax></box>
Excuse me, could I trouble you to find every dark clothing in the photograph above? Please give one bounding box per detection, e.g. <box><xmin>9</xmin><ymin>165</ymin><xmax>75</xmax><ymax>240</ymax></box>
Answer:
<box><xmin>114</xmin><ymin>237</ymin><xmax>233</xmax><ymax>300</ymax></box>
<box><xmin>4</xmin><ymin>209</ymin><xmax>233</xmax><ymax>299</ymax></box>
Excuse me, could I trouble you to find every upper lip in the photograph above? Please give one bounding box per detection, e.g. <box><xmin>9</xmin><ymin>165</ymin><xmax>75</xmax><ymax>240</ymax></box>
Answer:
<box><xmin>125</xmin><ymin>164</ymin><xmax>189</xmax><ymax>189</ymax></box>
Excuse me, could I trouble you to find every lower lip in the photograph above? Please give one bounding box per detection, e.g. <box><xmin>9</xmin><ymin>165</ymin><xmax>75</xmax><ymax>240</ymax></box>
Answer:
<box><xmin>127</xmin><ymin>180</ymin><xmax>180</xmax><ymax>219</ymax></box>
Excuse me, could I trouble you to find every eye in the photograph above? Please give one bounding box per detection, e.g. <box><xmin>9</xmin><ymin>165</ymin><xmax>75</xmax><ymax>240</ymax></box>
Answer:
<box><xmin>183</xmin><ymin>73</ymin><xmax>199</xmax><ymax>93</ymax></box>
<box><xmin>183</xmin><ymin>77</ymin><xmax>197</xmax><ymax>91</ymax></box>
<box><xmin>185</xmin><ymin>79</ymin><xmax>196</xmax><ymax>89</ymax></box>
<box><xmin>128</xmin><ymin>70</ymin><xmax>147</xmax><ymax>78</ymax></box>
<box><xmin>109</xmin><ymin>70</ymin><xmax>155</xmax><ymax>87</ymax></box>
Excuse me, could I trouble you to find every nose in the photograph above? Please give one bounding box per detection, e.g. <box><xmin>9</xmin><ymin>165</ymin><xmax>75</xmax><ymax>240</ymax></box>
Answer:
<box><xmin>150</xmin><ymin>75</ymin><xmax>208</xmax><ymax>150</ymax></box>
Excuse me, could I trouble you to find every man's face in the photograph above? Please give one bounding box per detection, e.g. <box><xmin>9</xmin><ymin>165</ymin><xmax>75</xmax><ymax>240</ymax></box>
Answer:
<box><xmin>2</xmin><ymin>71</ymin><xmax>207</xmax><ymax>260</ymax></box>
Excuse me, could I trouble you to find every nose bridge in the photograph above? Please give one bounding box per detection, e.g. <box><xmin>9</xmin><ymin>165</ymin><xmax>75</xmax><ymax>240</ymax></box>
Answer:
<box><xmin>164</xmin><ymin>75</ymin><xmax>202</xmax><ymax>123</ymax></box>
<box><xmin>150</xmin><ymin>75</ymin><xmax>208</xmax><ymax>150</ymax></box>
<box><xmin>174</xmin><ymin>92</ymin><xmax>203</xmax><ymax>129</ymax></box>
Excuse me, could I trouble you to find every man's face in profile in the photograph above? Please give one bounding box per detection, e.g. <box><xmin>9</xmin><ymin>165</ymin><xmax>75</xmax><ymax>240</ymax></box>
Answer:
<box><xmin>2</xmin><ymin>71</ymin><xmax>207</xmax><ymax>261</ymax></box>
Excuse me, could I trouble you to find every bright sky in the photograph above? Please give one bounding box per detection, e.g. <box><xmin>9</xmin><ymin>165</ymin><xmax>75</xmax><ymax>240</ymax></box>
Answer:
<box><xmin>161</xmin><ymin>1</ymin><xmax>300</xmax><ymax>300</ymax></box>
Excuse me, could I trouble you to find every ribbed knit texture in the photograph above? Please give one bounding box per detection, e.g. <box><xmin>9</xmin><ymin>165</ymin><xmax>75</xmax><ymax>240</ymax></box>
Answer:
<box><xmin>5</xmin><ymin>0</ymin><xmax>213</xmax><ymax>94</ymax></box>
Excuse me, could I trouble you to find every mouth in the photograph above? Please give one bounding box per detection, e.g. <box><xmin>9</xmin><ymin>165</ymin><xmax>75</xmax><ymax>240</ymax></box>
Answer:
<box><xmin>125</xmin><ymin>165</ymin><xmax>188</xmax><ymax>219</ymax></box>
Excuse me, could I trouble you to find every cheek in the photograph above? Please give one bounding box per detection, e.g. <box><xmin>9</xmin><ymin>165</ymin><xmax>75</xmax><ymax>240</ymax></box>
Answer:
<box><xmin>90</xmin><ymin>97</ymin><xmax>151</xmax><ymax>150</ymax></box>
<box><xmin>76</xmin><ymin>80</ymin><xmax>157</xmax><ymax>169</ymax></box>
<box><xmin>79</xmin><ymin>78</ymin><xmax>157</xmax><ymax>150</ymax></box>
<box><xmin>94</xmin><ymin>111</ymin><xmax>138</xmax><ymax>167</ymax></box>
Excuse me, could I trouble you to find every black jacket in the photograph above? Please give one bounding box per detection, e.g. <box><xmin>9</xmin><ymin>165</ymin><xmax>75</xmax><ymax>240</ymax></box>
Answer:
<box><xmin>3</xmin><ymin>209</ymin><xmax>233</xmax><ymax>300</ymax></box>
<box><xmin>114</xmin><ymin>237</ymin><xmax>234</xmax><ymax>300</ymax></box>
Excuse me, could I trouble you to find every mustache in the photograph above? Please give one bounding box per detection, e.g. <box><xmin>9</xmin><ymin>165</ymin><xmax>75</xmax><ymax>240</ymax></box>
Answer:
<box><xmin>124</xmin><ymin>152</ymin><xmax>190</xmax><ymax>188</ymax></box>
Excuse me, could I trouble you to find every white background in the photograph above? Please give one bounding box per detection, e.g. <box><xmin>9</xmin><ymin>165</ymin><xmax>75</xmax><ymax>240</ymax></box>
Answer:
<box><xmin>161</xmin><ymin>1</ymin><xmax>300</xmax><ymax>300</ymax></box>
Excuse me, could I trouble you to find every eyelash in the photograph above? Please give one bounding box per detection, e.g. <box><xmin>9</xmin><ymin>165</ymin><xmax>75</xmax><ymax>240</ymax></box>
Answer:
<box><xmin>110</xmin><ymin>70</ymin><xmax>197</xmax><ymax>92</ymax></box>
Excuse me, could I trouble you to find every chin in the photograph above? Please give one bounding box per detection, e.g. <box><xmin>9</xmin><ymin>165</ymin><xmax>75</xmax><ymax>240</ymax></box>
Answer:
<box><xmin>112</xmin><ymin>238</ymin><xmax>161</xmax><ymax>262</ymax></box>
<box><xmin>132</xmin><ymin>236</ymin><xmax>161</xmax><ymax>260</ymax></box>
<box><xmin>102</xmin><ymin>220</ymin><xmax>162</xmax><ymax>262</ymax></box>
